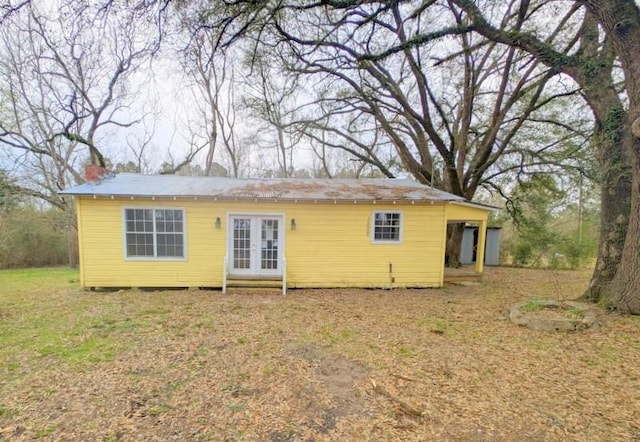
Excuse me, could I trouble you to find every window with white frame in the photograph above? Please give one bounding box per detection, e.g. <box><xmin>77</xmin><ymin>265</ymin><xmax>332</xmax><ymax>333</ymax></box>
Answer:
<box><xmin>124</xmin><ymin>208</ymin><xmax>185</xmax><ymax>258</ymax></box>
<box><xmin>372</xmin><ymin>212</ymin><xmax>402</xmax><ymax>242</ymax></box>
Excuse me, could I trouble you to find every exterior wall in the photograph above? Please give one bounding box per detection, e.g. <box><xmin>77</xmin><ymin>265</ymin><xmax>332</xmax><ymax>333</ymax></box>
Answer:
<box><xmin>282</xmin><ymin>201</ymin><xmax>446</xmax><ymax>288</ymax></box>
<box><xmin>75</xmin><ymin>197</ymin><xmax>450</xmax><ymax>289</ymax></box>
<box><xmin>444</xmin><ymin>203</ymin><xmax>490</xmax><ymax>222</ymax></box>
<box><xmin>76</xmin><ymin>198</ymin><xmax>225</xmax><ymax>288</ymax></box>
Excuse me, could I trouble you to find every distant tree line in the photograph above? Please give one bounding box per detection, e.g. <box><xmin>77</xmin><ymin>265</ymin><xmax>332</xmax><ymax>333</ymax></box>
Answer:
<box><xmin>0</xmin><ymin>172</ymin><xmax>70</xmax><ymax>268</ymax></box>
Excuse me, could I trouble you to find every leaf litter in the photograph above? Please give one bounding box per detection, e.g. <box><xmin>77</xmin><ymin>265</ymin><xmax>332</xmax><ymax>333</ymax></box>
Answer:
<box><xmin>1</xmin><ymin>267</ymin><xmax>639</xmax><ymax>440</ymax></box>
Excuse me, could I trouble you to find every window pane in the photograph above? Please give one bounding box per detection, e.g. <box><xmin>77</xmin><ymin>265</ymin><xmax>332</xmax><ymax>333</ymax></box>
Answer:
<box><xmin>155</xmin><ymin>210</ymin><xmax>185</xmax><ymax>257</ymax></box>
<box><xmin>126</xmin><ymin>209</ymin><xmax>153</xmax><ymax>233</ymax></box>
<box><xmin>155</xmin><ymin>210</ymin><xmax>165</xmax><ymax>232</ymax></box>
<box><xmin>373</xmin><ymin>212</ymin><xmax>401</xmax><ymax>241</ymax></box>
<box><xmin>157</xmin><ymin>233</ymin><xmax>184</xmax><ymax>257</ymax></box>
<box><xmin>155</xmin><ymin>210</ymin><xmax>183</xmax><ymax>234</ymax></box>
<box><xmin>126</xmin><ymin>233</ymin><xmax>154</xmax><ymax>257</ymax></box>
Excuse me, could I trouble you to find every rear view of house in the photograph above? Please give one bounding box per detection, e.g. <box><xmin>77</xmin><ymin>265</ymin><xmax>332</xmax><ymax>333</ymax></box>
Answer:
<box><xmin>60</xmin><ymin>173</ymin><xmax>492</xmax><ymax>293</ymax></box>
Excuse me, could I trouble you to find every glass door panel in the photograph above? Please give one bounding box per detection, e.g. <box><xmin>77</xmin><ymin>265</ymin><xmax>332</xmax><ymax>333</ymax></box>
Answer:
<box><xmin>229</xmin><ymin>215</ymin><xmax>282</xmax><ymax>276</ymax></box>
<box><xmin>232</xmin><ymin>218</ymin><xmax>251</xmax><ymax>272</ymax></box>
<box><xmin>261</xmin><ymin>219</ymin><xmax>279</xmax><ymax>271</ymax></box>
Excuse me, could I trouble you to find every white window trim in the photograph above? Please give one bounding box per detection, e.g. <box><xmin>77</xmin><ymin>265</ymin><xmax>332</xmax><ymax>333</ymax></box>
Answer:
<box><xmin>371</xmin><ymin>211</ymin><xmax>403</xmax><ymax>244</ymax></box>
<box><xmin>122</xmin><ymin>207</ymin><xmax>187</xmax><ymax>261</ymax></box>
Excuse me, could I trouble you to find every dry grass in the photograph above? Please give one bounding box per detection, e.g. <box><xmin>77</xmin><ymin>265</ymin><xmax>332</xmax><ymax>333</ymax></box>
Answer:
<box><xmin>1</xmin><ymin>266</ymin><xmax>640</xmax><ymax>441</ymax></box>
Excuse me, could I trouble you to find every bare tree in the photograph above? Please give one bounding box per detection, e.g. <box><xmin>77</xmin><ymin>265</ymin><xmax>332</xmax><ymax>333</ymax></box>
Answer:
<box><xmin>0</xmin><ymin>0</ymin><xmax>28</xmax><ymax>24</ymax></box>
<box><xmin>113</xmin><ymin>120</ymin><xmax>159</xmax><ymax>174</ymax></box>
<box><xmin>195</xmin><ymin>0</ymin><xmax>590</xmax><ymax>264</ymax></box>
<box><xmin>179</xmin><ymin>27</ymin><xmax>247</xmax><ymax>177</ymax></box>
<box><xmin>0</xmin><ymin>0</ymin><xmax>164</xmax><ymax>267</ymax></box>
<box><xmin>308</xmin><ymin>129</ymin><xmax>375</xmax><ymax>178</ymax></box>
<box><xmin>242</xmin><ymin>52</ymin><xmax>307</xmax><ymax>178</ymax></box>
<box><xmin>0</xmin><ymin>0</ymin><xmax>162</xmax><ymax>206</ymax></box>
<box><xmin>301</xmin><ymin>100</ymin><xmax>399</xmax><ymax>179</ymax></box>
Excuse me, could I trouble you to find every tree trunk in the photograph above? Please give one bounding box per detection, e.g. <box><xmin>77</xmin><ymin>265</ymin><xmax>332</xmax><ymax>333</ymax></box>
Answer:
<box><xmin>580</xmin><ymin>0</ymin><xmax>640</xmax><ymax>313</ymax></box>
<box><xmin>609</xmin><ymin>156</ymin><xmax>640</xmax><ymax>313</ymax></box>
<box><xmin>583</xmin><ymin>122</ymin><xmax>632</xmax><ymax>302</ymax></box>
<box><xmin>607</xmin><ymin>121</ymin><xmax>640</xmax><ymax>313</ymax></box>
<box><xmin>571</xmin><ymin>9</ymin><xmax>631</xmax><ymax>303</ymax></box>
<box><xmin>445</xmin><ymin>223</ymin><xmax>465</xmax><ymax>268</ymax></box>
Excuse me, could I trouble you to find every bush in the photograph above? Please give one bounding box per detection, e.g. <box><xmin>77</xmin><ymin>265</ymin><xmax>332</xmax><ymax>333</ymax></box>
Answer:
<box><xmin>514</xmin><ymin>242</ymin><xmax>533</xmax><ymax>266</ymax></box>
<box><xmin>0</xmin><ymin>209</ymin><xmax>71</xmax><ymax>268</ymax></box>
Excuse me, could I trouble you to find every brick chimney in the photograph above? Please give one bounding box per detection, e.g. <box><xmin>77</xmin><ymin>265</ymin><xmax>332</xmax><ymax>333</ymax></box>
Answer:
<box><xmin>85</xmin><ymin>163</ymin><xmax>107</xmax><ymax>182</ymax></box>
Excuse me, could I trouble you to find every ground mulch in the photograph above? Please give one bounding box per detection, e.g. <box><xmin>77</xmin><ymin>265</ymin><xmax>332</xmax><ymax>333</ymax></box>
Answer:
<box><xmin>1</xmin><ymin>267</ymin><xmax>639</xmax><ymax>441</ymax></box>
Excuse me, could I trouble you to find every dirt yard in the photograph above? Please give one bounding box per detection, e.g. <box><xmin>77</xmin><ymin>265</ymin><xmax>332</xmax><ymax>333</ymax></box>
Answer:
<box><xmin>1</xmin><ymin>267</ymin><xmax>639</xmax><ymax>441</ymax></box>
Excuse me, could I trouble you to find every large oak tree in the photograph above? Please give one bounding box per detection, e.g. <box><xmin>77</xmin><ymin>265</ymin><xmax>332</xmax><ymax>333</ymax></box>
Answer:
<box><xmin>449</xmin><ymin>0</ymin><xmax>639</xmax><ymax>312</ymax></box>
<box><xmin>189</xmin><ymin>0</ymin><xmax>590</xmax><ymax>265</ymax></box>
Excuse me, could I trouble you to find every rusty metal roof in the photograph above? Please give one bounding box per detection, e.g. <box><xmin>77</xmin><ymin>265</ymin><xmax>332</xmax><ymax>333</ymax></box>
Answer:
<box><xmin>60</xmin><ymin>173</ymin><xmax>468</xmax><ymax>203</ymax></box>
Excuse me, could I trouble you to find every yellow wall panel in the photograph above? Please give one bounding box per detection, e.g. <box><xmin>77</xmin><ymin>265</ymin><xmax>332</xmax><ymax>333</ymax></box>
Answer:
<box><xmin>76</xmin><ymin>197</ymin><xmax>452</xmax><ymax>289</ymax></box>
<box><xmin>445</xmin><ymin>202</ymin><xmax>490</xmax><ymax>222</ymax></box>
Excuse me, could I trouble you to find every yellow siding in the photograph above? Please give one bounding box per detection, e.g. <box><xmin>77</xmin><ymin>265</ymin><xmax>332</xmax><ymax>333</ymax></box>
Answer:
<box><xmin>284</xmin><ymin>202</ymin><xmax>445</xmax><ymax>288</ymax></box>
<box><xmin>445</xmin><ymin>202</ymin><xmax>489</xmax><ymax>222</ymax></box>
<box><xmin>76</xmin><ymin>197</ymin><xmax>449</xmax><ymax>289</ymax></box>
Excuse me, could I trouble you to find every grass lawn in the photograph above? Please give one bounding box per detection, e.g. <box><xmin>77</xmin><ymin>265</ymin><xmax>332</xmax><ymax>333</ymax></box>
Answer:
<box><xmin>1</xmin><ymin>266</ymin><xmax>639</xmax><ymax>441</ymax></box>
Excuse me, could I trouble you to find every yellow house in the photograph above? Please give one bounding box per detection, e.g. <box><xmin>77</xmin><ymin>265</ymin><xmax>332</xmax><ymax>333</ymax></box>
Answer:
<box><xmin>60</xmin><ymin>173</ymin><xmax>493</xmax><ymax>293</ymax></box>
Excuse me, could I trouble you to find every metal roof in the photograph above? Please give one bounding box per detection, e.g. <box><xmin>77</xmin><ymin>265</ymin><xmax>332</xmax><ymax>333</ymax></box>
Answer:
<box><xmin>60</xmin><ymin>173</ymin><xmax>470</xmax><ymax>203</ymax></box>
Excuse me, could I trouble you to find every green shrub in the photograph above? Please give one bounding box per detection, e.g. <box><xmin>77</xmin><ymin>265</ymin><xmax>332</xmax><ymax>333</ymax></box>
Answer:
<box><xmin>0</xmin><ymin>208</ymin><xmax>71</xmax><ymax>268</ymax></box>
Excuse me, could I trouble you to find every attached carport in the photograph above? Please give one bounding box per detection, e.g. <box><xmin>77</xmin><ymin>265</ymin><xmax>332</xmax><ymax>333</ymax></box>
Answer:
<box><xmin>443</xmin><ymin>201</ymin><xmax>497</xmax><ymax>281</ymax></box>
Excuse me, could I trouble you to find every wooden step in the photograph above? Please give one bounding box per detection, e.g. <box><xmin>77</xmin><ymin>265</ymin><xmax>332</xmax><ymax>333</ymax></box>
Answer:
<box><xmin>225</xmin><ymin>279</ymin><xmax>284</xmax><ymax>288</ymax></box>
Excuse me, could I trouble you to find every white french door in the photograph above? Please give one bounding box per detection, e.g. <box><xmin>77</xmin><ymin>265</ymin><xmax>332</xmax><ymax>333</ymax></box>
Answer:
<box><xmin>229</xmin><ymin>215</ymin><xmax>283</xmax><ymax>277</ymax></box>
